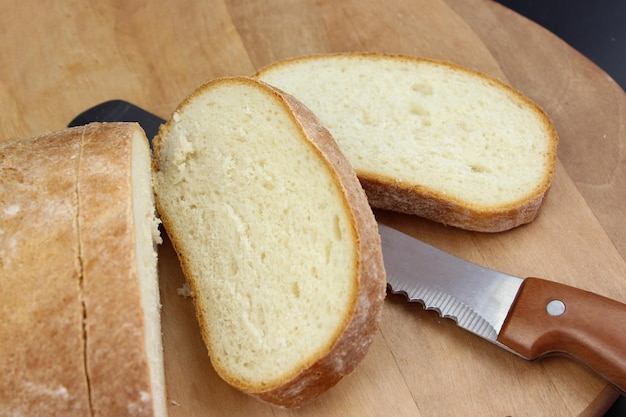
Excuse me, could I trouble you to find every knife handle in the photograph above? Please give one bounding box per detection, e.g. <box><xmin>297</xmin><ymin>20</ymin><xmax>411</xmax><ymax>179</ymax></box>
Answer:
<box><xmin>497</xmin><ymin>277</ymin><xmax>626</xmax><ymax>394</ymax></box>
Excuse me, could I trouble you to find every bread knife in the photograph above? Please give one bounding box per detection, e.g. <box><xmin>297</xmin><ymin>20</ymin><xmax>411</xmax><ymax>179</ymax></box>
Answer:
<box><xmin>69</xmin><ymin>100</ymin><xmax>626</xmax><ymax>395</ymax></box>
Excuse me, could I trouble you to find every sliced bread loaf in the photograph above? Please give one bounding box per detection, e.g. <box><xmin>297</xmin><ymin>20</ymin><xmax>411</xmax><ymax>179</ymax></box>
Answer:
<box><xmin>256</xmin><ymin>53</ymin><xmax>559</xmax><ymax>232</ymax></box>
<box><xmin>152</xmin><ymin>77</ymin><xmax>386</xmax><ymax>408</ymax></box>
<box><xmin>0</xmin><ymin>123</ymin><xmax>166</xmax><ymax>417</ymax></box>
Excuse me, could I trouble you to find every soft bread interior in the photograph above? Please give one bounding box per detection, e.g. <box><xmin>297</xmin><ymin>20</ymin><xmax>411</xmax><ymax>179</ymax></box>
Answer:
<box><xmin>257</xmin><ymin>55</ymin><xmax>557</xmax><ymax>208</ymax></box>
<box><xmin>131</xmin><ymin>130</ymin><xmax>166</xmax><ymax>417</ymax></box>
<box><xmin>154</xmin><ymin>80</ymin><xmax>359</xmax><ymax>390</ymax></box>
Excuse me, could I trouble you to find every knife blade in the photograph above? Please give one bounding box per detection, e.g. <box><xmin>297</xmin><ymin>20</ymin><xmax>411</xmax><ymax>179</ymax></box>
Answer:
<box><xmin>68</xmin><ymin>99</ymin><xmax>163</xmax><ymax>145</ymax></box>
<box><xmin>70</xmin><ymin>100</ymin><xmax>626</xmax><ymax>395</ymax></box>
<box><xmin>379</xmin><ymin>223</ymin><xmax>626</xmax><ymax>395</ymax></box>
<box><xmin>379</xmin><ymin>223</ymin><xmax>523</xmax><ymax>343</ymax></box>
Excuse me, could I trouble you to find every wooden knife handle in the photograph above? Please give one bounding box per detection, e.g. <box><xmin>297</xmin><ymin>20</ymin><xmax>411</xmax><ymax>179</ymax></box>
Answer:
<box><xmin>497</xmin><ymin>277</ymin><xmax>626</xmax><ymax>394</ymax></box>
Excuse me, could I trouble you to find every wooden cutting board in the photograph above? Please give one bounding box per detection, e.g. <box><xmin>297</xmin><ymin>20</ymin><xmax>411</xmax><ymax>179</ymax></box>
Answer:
<box><xmin>1</xmin><ymin>0</ymin><xmax>625</xmax><ymax>416</ymax></box>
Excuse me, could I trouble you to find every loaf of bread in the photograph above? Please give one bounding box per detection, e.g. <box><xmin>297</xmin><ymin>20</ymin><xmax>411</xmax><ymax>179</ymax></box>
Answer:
<box><xmin>0</xmin><ymin>123</ymin><xmax>166</xmax><ymax>417</ymax></box>
<box><xmin>256</xmin><ymin>53</ymin><xmax>559</xmax><ymax>232</ymax></box>
<box><xmin>152</xmin><ymin>77</ymin><xmax>386</xmax><ymax>408</ymax></box>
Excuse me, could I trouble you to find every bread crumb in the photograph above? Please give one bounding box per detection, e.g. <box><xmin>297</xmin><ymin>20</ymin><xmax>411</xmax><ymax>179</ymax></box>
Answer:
<box><xmin>170</xmin><ymin>400</ymin><xmax>181</xmax><ymax>407</ymax></box>
<box><xmin>176</xmin><ymin>283</ymin><xmax>192</xmax><ymax>298</ymax></box>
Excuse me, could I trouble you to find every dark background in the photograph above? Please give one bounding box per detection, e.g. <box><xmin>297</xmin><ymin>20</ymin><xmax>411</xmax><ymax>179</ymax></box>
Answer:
<box><xmin>496</xmin><ymin>0</ymin><xmax>625</xmax><ymax>90</ymax></box>
<box><xmin>494</xmin><ymin>1</ymin><xmax>625</xmax><ymax>415</ymax></box>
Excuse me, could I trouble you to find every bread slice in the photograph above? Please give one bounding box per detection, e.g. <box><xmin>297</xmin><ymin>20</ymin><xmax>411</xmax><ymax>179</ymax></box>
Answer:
<box><xmin>0</xmin><ymin>123</ymin><xmax>166</xmax><ymax>417</ymax></box>
<box><xmin>152</xmin><ymin>77</ymin><xmax>386</xmax><ymax>408</ymax></box>
<box><xmin>256</xmin><ymin>53</ymin><xmax>559</xmax><ymax>232</ymax></box>
<box><xmin>79</xmin><ymin>123</ymin><xmax>166</xmax><ymax>417</ymax></box>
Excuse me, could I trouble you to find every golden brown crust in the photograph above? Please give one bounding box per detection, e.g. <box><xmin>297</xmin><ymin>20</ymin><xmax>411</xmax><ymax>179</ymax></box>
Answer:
<box><xmin>0</xmin><ymin>123</ymin><xmax>159</xmax><ymax>416</ymax></box>
<box><xmin>255</xmin><ymin>52</ymin><xmax>560</xmax><ymax>232</ymax></box>
<box><xmin>153</xmin><ymin>77</ymin><xmax>386</xmax><ymax>408</ymax></box>
<box><xmin>359</xmin><ymin>173</ymin><xmax>552</xmax><ymax>232</ymax></box>
<box><xmin>0</xmin><ymin>128</ymin><xmax>91</xmax><ymax>416</ymax></box>
<box><xmin>78</xmin><ymin>123</ymin><xmax>155</xmax><ymax>416</ymax></box>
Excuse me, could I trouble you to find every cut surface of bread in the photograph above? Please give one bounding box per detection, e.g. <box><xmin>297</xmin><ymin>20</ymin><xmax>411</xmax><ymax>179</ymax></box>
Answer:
<box><xmin>152</xmin><ymin>77</ymin><xmax>386</xmax><ymax>408</ymax></box>
<box><xmin>256</xmin><ymin>53</ymin><xmax>559</xmax><ymax>232</ymax></box>
<box><xmin>0</xmin><ymin>123</ymin><xmax>166</xmax><ymax>417</ymax></box>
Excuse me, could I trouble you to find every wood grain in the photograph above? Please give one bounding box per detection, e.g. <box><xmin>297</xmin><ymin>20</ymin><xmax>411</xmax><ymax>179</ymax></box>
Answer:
<box><xmin>1</xmin><ymin>0</ymin><xmax>625</xmax><ymax>416</ymax></box>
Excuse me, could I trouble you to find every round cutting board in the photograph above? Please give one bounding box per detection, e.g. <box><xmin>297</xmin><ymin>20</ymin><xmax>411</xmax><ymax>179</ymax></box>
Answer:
<box><xmin>1</xmin><ymin>0</ymin><xmax>625</xmax><ymax>415</ymax></box>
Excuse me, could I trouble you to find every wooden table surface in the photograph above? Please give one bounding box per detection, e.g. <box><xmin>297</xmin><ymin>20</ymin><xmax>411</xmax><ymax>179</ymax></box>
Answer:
<box><xmin>2</xmin><ymin>0</ymin><xmax>625</xmax><ymax>416</ymax></box>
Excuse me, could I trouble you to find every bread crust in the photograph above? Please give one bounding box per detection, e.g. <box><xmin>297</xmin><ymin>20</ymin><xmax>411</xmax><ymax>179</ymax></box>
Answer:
<box><xmin>0</xmin><ymin>128</ymin><xmax>91</xmax><ymax>416</ymax></box>
<box><xmin>152</xmin><ymin>77</ymin><xmax>386</xmax><ymax>408</ymax></box>
<box><xmin>0</xmin><ymin>123</ymin><xmax>163</xmax><ymax>416</ymax></box>
<box><xmin>359</xmin><ymin>173</ymin><xmax>552</xmax><ymax>232</ymax></box>
<box><xmin>255</xmin><ymin>52</ymin><xmax>559</xmax><ymax>232</ymax></box>
<box><xmin>78</xmin><ymin>123</ymin><xmax>158</xmax><ymax>417</ymax></box>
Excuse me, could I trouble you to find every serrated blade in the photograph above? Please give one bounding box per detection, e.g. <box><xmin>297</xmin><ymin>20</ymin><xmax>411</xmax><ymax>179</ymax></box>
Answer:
<box><xmin>379</xmin><ymin>223</ymin><xmax>523</xmax><ymax>343</ymax></box>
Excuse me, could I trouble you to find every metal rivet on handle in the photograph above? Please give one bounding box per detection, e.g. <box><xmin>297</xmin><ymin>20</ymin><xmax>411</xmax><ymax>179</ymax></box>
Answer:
<box><xmin>546</xmin><ymin>299</ymin><xmax>566</xmax><ymax>316</ymax></box>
